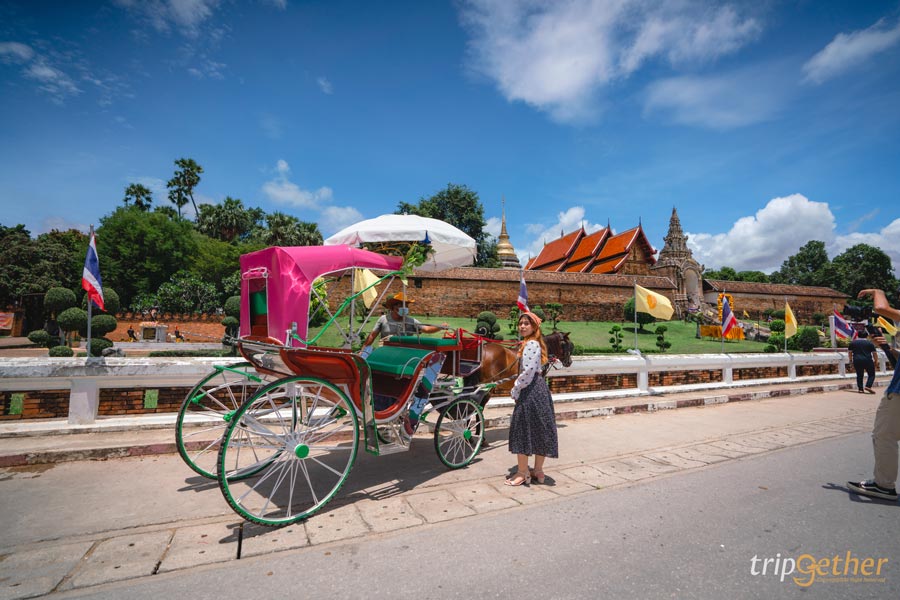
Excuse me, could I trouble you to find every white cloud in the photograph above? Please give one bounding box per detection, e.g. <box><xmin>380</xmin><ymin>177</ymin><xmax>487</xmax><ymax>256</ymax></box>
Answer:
<box><xmin>0</xmin><ymin>41</ymin><xmax>35</xmax><ymax>63</ymax></box>
<box><xmin>516</xmin><ymin>206</ymin><xmax>604</xmax><ymax>265</ymax></box>
<box><xmin>643</xmin><ymin>66</ymin><xmax>784</xmax><ymax>129</ymax></box>
<box><xmin>114</xmin><ymin>0</ymin><xmax>218</xmax><ymax>36</ymax></box>
<box><xmin>803</xmin><ymin>18</ymin><xmax>900</xmax><ymax>85</ymax></box>
<box><xmin>686</xmin><ymin>194</ymin><xmax>900</xmax><ymax>274</ymax></box>
<box><xmin>261</xmin><ymin>160</ymin><xmax>361</xmax><ymax>235</ymax></box>
<box><xmin>320</xmin><ymin>206</ymin><xmax>363</xmax><ymax>233</ymax></box>
<box><xmin>484</xmin><ymin>216</ymin><xmax>501</xmax><ymax>237</ymax></box>
<box><xmin>317</xmin><ymin>76</ymin><xmax>333</xmax><ymax>94</ymax></box>
<box><xmin>459</xmin><ymin>0</ymin><xmax>761</xmax><ymax>123</ymax></box>
<box><xmin>40</xmin><ymin>216</ymin><xmax>89</xmax><ymax>235</ymax></box>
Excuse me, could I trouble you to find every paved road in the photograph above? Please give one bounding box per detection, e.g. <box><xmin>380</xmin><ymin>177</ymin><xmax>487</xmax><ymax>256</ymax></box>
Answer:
<box><xmin>45</xmin><ymin>432</ymin><xmax>897</xmax><ymax>600</ymax></box>
<box><xmin>0</xmin><ymin>389</ymin><xmax>891</xmax><ymax>598</ymax></box>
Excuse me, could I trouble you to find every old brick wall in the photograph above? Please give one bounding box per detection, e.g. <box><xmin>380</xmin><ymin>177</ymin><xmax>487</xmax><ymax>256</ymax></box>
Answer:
<box><xmin>0</xmin><ymin>390</ymin><xmax>69</xmax><ymax>420</ymax></box>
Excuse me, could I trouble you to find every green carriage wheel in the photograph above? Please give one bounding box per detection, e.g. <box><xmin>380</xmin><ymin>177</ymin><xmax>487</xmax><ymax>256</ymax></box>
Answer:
<box><xmin>175</xmin><ymin>362</ymin><xmax>272</xmax><ymax>479</ymax></box>
<box><xmin>434</xmin><ymin>397</ymin><xmax>484</xmax><ymax>469</ymax></box>
<box><xmin>217</xmin><ymin>376</ymin><xmax>360</xmax><ymax>527</ymax></box>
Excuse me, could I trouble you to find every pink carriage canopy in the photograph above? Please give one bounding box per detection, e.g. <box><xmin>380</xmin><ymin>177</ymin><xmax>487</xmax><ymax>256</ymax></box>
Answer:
<box><xmin>239</xmin><ymin>245</ymin><xmax>404</xmax><ymax>345</ymax></box>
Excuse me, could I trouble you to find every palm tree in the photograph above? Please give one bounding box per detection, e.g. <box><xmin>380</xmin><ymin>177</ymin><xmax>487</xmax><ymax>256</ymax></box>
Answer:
<box><xmin>262</xmin><ymin>212</ymin><xmax>323</xmax><ymax>246</ymax></box>
<box><xmin>196</xmin><ymin>197</ymin><xmax>253</xmax><ymax>242</ymax></box>
<box><xmin>166</xmin><ymin>158</ymin><xmax>203</xmax><ymax>218</ymax></box>
<box><xmin>124</xmin><ymin>183</ymin><xmax>153</xmax><ymax>211</ymax></box>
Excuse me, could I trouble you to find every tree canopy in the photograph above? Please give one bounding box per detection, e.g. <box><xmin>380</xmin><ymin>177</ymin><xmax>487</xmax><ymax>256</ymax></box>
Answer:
<box><xmin>397</xmin><ymin>183</ymin><xmax>499</xmax><ymax>267</ymax></box>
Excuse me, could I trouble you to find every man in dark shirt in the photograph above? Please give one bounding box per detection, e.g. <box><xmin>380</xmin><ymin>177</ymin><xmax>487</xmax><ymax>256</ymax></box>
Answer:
<box><xmin>848</xmin><ymin>330</ymin><xmax>877</xmax><ymax>393</ymax></box>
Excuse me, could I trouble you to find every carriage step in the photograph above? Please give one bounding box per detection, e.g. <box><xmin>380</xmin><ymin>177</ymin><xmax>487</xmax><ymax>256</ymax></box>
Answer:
<box><xmin>373</xmin><ymin>441</ymin><xmax>411</xmax><ymax>456</ymax></box>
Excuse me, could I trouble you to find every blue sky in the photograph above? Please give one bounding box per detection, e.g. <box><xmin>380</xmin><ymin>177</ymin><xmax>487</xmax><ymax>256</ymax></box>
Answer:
<box><xmin>2</xmin><ymin>0</ymin><xmax>899</xmax><ymax>274</ymax></box>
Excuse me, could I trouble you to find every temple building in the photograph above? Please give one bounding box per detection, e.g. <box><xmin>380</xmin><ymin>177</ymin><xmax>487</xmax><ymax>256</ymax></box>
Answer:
<box><xmin>496</xmin><ymin>199</ymin><xmax>522</xmax><ymax>269</ymax></box>
<box><xmin>650</xmin><ymin>207</ymin><xmax>704</xmax><ymax>316</ymax></box>
<box><xmin>524</xmin><ymin>222</ymin><xmax>657</xmax><ymax>275</ymax></box>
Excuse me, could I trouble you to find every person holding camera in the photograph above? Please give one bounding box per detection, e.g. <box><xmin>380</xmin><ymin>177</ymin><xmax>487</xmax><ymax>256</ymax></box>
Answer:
<box><xmin>847</xmin><ymin>288</ymin><xmax>900</xmax><ymax>501</ymax></box>
<box><xmin>848</xmin><ymin>330</ymin><xmax>878</xmax><ymax>394</ymax></box>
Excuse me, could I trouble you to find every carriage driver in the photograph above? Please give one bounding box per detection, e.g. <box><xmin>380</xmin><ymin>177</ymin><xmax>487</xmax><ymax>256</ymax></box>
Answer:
<box><xmin>361</xmin><ymin>293</ymin><xmax>444</xmax><ymax>350</ymax></box>
<box><xmin>361</xmin><ymin>292</ymin><xmax>447</xmax><ymax>436</ymax></box>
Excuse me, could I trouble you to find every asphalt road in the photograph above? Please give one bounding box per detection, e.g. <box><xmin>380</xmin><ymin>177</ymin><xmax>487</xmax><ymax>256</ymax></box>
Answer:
<box><xmin>40</xmin><ymin>431</ymin><xmax>898</xmax><ymax>600</ymax></box>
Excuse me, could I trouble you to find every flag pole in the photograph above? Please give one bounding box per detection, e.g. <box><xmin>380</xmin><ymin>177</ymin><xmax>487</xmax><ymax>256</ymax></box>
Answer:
<box><xmin>830</xmin><ymin>303</ymin><xmax>836</xmax><ymax>349</ymax></box>
<box><xmin>720</xmin><ymin>290</ymin><xmax>725</xmax><ymax>354</ymax></box>
<box><xmin>86</xmin><ymin>225</ymin><xmax>93</xmax><ymax>357</ymax></box>
<box><xmin>784</xmin><ymin>296</ymin><xmax>788</xmax><ymax>353</ymax></box>
<box><xmin>633</xmin><ymin>281</ymin><xmax>638</xmax><ymax>352</ymax></box>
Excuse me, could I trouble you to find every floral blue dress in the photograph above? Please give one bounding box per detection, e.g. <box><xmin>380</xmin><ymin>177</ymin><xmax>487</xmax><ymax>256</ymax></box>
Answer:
<box><xmin>508</xmin><ymin>340</ymin><xmax>558</xmax><ymax>458</ymax></box>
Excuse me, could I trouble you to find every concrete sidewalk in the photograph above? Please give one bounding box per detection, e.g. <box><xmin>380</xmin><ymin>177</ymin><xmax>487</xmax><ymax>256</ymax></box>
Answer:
<box><xmin>0</xmin><ymin>373</ymin><xmax>889</xmax><ymax>467</ymax></box>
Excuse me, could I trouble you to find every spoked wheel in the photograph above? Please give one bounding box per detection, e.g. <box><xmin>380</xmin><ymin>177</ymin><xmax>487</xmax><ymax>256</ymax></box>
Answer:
<box><xmin>217</xmin><ymin>376</ymin><xmax>360</xmax><ymax>527</ymax></box>
<box><xmin>176</xmin><ymin>362</ymin><xmax>272</xmax><ymax>479</ymax></box>
<box><xmin>434</xmin><ymin>397</ymin><xmax>484</xmax><ymax>469</ymax></box>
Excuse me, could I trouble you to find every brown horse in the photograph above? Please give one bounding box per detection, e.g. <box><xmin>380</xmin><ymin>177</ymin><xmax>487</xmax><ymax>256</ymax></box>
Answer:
<box><xmin>468</xmin><ymin>331</ymin><xmax>574</xmax><ymax>396</ymax></box>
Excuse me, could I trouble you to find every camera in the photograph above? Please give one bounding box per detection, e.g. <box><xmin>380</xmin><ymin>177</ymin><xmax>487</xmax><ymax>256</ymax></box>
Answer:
<box><xmin>842</xmin><ymin>304</ymin><xmax>872</xmax><ymax>322</ymax></box>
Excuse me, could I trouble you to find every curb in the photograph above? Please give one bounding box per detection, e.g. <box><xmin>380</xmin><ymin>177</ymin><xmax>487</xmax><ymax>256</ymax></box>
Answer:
<box><xmin>0</xmin><ymin>380</ymin><xmax>874</xmax><ymax>468</ymax></box>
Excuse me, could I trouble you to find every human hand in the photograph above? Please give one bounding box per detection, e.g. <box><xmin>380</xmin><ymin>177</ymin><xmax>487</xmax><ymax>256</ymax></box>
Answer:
<box><xmin>857</xmin><ymin>289</ymin><xmax>879</xmax><ymax>299</ymax></box>
<box><xmin>872</xmin><ymin>335</ymin><xmax>887</xmax><ymax>347</ymax></box>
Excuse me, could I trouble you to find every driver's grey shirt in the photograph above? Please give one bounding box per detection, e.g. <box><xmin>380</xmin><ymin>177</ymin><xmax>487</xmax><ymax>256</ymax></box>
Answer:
<box><xmin>371</xmin><ymin>313</ymin><xmax>423</xmax><ymax>341</ymax></box>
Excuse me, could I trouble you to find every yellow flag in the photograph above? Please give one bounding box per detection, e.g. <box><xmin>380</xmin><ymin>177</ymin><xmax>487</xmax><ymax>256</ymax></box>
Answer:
<box><xmin>635</xmin><ymin>285</ymin><xmax>674</xmax><ymax>320</ymax></box>
<box><xmin>784</xmin><ymin>302</ymin><xmax>798</xmax><ymax>338</ymax></box>
<box><xmin>353</xmin><ymin>268</ymin><xmax>378</xmax><ymax>308</ymax></box>
<box><xmin>877</xmin><ymin>316</ymin><xmax>898</xmax><ymax>336</ymax></box>
<box><xmin>743</xmin><ymin>310</ymin><xmax>750</xmax><ymax>318</ymax></box>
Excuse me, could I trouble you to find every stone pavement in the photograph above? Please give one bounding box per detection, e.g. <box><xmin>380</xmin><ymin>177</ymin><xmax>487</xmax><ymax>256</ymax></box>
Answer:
<box><xmin>0</xmin><ymin>376</ymin><xmax>889</xmax><ymax>599</ymax></box>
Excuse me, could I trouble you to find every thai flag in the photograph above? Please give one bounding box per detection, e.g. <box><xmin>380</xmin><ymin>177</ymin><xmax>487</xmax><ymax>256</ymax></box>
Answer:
<box><xmin>721</xmin><ymin>296</ymin><xmax>738</xmax><ymax>337</ymax></box>
<box><xmin>517</xmin><ymin>271</ymin><xmax>529</xmax><ymax>313</ymax></box>
<box><xmin>82</xmin><ymin>231</ymin><xmax>104</xmax><ymax>311</ymax></box>
<box><xmin>833</xmin><ymin>310</ymin><xmax>856</xmax><ymax>340</ymax></box>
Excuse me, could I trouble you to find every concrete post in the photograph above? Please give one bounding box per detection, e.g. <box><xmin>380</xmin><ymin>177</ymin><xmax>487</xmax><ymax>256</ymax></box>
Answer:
<box><xmin>68</xmin><ymin>378</ymin><xmax>99</xmax><ymax>424</ymax></box>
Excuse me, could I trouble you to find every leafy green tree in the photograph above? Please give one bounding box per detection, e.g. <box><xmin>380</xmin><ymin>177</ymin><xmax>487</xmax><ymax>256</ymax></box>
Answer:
<box><xmin>156</xmin><ymin>271</ymin><xmax>218</xmax><ymax>314</ymax></box>
<box><xmin>543</xmin><ymin>302</ymin><xmax>563</xmax><ymax>331</ymax></box>
<box><xmin>769</xmin><ymin>241</ymin><xmax>835</xmax><ymax>287</ymax></box>
<box><xmin>167</xmin><ymin>157</ymin><xmax>203</xmax><ymax>218</ymax></box>
<box><xmin>256</xmin><ymin>212</ymin><xmax>323</xmax><ymax>246</ymax></box>
<box><xmin>196</xmin><ymin>197</ymin><xmax>255</xmax><ymax>242</ymax></box>
<box><xmin>154</xmin><ymin>205</ymin><xmax>179</xmax><ymax>220</ymax></box>
<box><xmin>832</xmin><ymin>244</ymin><xmax>897</xmax><ymax>299</ymax></box>
<box><xmin>704</xmin><ymin>266</ymin><xmax>738</xmax><ymax>281</ymax></box>
<box><xmin>624</xmin><ymin>296</ymin><xmax>656</xmax><ymax>331</ymax></box>
<box><xmin>96</xmin><ymin>207</ymin><xmax>198</xmax><ymax>308</ymax></box>
<box><xmin>736</xmin><ymin>270</ymin><xmax>769</xmax><ymax>283</ymax></box>
<box><xmin>397</xmin><ymin>183</ymin><xmax>497</xmax><ymax>267</ymax></box>
<box><xmin>0</xmin><ymin>225</ymin><xmax>88</xmax><ymax>305</ymax></box>
<box><xmin>187</xmin><ymin>233</ymin><xmax>250</xmax><ymax>303</ymax></box>
<box><xmin>124</xmin><ymin>183</ymin><xmax>153</xmax><ymax>211</ymax></box>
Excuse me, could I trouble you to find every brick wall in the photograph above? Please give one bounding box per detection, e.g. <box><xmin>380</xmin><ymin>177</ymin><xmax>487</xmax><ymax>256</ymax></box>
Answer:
<box><xmin>0</xmin><ymin>390</ymin><xmax>69</xmax><ymax>420</ymax></box>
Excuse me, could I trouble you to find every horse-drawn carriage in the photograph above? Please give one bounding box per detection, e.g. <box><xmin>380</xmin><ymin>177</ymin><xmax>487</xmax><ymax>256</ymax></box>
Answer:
<box><xmin>175</xmin><ymin>243</ymin><xmax>571</xmax><ymax>527</ymax></box>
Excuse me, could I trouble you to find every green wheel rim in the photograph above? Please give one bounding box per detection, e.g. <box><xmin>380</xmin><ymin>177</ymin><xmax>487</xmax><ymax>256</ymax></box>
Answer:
<box><xmin>217</xmin><ymin>376</ymin><xmax>360</xmax><ymax>527</ymax></box>
<box><xmin>175</xmin><ymin>362</ymin><xmax>272</xmax><ymax>480</ymax></box>
<box><xmin>434</xmin><ymin>398</ymin><xmax>484</xmax><ymax>469</ymax></box>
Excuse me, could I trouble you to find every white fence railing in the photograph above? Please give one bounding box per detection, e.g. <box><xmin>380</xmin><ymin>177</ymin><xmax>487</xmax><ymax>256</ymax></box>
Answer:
<box><xmin>0</xmin><ymin>351</ymin><xmax>888</xmax><ymax>424</ymax></box>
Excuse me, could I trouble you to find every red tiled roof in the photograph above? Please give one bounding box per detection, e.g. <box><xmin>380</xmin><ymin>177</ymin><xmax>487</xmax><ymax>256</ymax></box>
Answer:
<box><xmin>568</xmin><ymin>227</ymin><xmax>609</xmax><ymax>265</ymax></box>
<box><xmin>529</xmin><ymin>228</ymin><xmax>584</xmax><ymax>270</ymax></box>
<box><xmin>586</xmin><ymin>255</ymin><xmax>627</xmax><ymax>274</ymax></box>
<box><xmin>703</xmin><ymin>280</ymin><xmax>848</xmax><ymax>298</ymax></box>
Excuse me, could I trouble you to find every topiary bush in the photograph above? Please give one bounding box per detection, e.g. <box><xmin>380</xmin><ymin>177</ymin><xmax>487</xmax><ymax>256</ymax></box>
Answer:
<box><xmin>766</xmin><ymin>333</ymin><xmax>785</xmax><ymax>352</ymax></box>
<box><xmin>475</xmin><ymin>311</ymin><xmax>502</xmax><ymax>339</ymax></box>
<box><xmin>44</xmin><ymin>287</ymin><xmax>76</xmax><ymax>316</ymax></box>
<box><xmin>87</xmin><ymin>337</ymin><xmax>113</xmax><ymax>357</ymax></box>
<box><xmin>49</xmin><ymin>345</ymin><xmax>74</xmax><ymax>357</ymax></box>
<box><xmin>27</xmin><ymin>330</ymin><xmax>52</xmax><ymax>348</ymax></box>
<box><xmin>57</xmin><ymin>307</ymin><xmax>88</xmax><ymax>338</ymax></box>
<box><xmin>222</xmin><ymin>316</ymin><xmax>239</xmax><ymax>338</ymax></box>
<box><xmin>790</xmin><ymin>326</ymin><xmax>821</xmax><ymax>352</ymax></box>
<box><xmin>224</xmin><ymin>295</ymin><xmax>241</xmax><ymax>318</ymax></box>
<box><xmin>769</xmin><ymin>319</ymin><xmax>786</xmax><ymax>333</ymax></box>
<box><xmin>91</xmin><ymin>314</ymin><xmax>118</xmax><ymax>337</ymax></box>
<box><xmin>476</xmin><ymin>311</ymin><xmax>497</xmax><ymax>325</ymax></box>
<box><xmin>82</xmin><ymin>287</ymin><xmax>120</xmax><ymax>314</ymax></box>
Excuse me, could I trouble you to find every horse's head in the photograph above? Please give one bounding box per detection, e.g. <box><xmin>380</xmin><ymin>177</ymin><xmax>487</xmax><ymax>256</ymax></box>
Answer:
<box><xmin>547</xmin><ymin>331</ymin><xmax>574</xmax><ymax>367</ymax></box>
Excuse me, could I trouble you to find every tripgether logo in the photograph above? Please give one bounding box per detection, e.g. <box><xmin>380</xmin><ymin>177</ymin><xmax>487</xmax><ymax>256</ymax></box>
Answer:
<box><xmin>750</xmin><ymin>552</ymin><xmax>889</xmax><ymax>587</ymax></box>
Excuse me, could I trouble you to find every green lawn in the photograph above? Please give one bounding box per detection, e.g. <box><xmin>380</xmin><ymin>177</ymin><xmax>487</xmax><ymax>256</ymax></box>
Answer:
<box><xmin>308</xmin><ymin>314</ymin><xmax>770</xmax><ymax>354</ymax></box>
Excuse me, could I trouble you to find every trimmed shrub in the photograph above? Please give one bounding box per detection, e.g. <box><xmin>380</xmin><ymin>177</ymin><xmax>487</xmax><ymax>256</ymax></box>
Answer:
<box><xmin>624</xmin><ymin>297</ymin><xmax>656</xmax><ymax>331</ymax></box>
<box><xmin>769</xmin><ymin>319</ymin><xmax>786</xmax><ymax>333</ymax></box>
<box><xmin>790</xmin><ymin>326</ymin><xmax>821</xmax><ymax>352</ymax></box>
<box><xmin>57</xmin><ymin>307</ymin><xmax>88</xmax><ymax>337</ymax></box>
<box><xmin>49</xmin><ymin>345</ymin><xmax>74</xmax><ymax>357</ymax></box>
<box><xmin>476</xmin><ymin>311</ymin><xmax>497</xmax><ymax>325</ymax></box>
<box><xmin>148</xmin><ymin>349</ymin><xmax>231</xmax><ymax>357</ymax></box>
<box><xmin>27</xmin><ymin>329</ymin><xmax>52</xmax><ymax>348</ymax></box>
<box><xmin>82</xmin><ymin>287</ymin><xmax>120</xmax><ymax>314</ymax></box>
<box><xmin>224</xmin><ymin>295</ymin><xmax>241</xmax><ymax>318</ymax></box>
<box><xmin>222</xmin><ymin>316</ymin><xmax>239</xmax><ymax>338</ymax></box>
<box><xmin>87</xmin><ymin>337</ymin><xmax>113</xmax><ymax>357</ymax></box>
<box><xmin>531</xmin><ymin>305</ymin><xmax>546</xmax><ymax>321</ymax></box>
<box><xmin>91</xmin><ymin>314</ymin><xmax>118</xmax><ymax>337</ymax></box>
<box><xmin>45</xmin><ymin>287</ymin><xmax>76</xmax><ymax>315</ymax></box>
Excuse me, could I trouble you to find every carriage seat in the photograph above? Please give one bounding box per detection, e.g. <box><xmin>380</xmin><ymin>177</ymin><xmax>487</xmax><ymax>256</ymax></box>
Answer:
<box><xmin>385</xmin><ymin>335</ymin><xmax>460</xmax><ymax>348</ymax></box>
<box><xmin>365</xmin><ymin>346</ymin><xmax>433</xmax><ymax>378</ymax></box>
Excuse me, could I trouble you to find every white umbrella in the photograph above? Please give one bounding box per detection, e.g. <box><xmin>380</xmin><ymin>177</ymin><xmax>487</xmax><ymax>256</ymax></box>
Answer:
<box><xmin>324</xmin><ymin>214</ymin><xmax>476</xmax><ymax>272</ymax></box>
